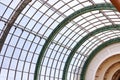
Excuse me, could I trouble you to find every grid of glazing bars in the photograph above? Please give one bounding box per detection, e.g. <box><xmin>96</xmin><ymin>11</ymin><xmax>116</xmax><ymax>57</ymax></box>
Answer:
<box><xmin>1</xmin><ymin>0</ymin><xmax>120</xmax><ymax>80</ymax></box>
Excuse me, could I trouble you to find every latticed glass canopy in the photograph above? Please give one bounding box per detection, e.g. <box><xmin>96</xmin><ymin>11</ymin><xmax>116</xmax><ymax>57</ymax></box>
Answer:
<box><xmin>0</xmin><ymin>0</ymin><xmax>120</xmax><ymax>80</ymax></box>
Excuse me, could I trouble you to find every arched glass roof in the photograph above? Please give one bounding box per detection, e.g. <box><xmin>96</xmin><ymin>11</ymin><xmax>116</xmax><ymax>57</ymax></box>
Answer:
<box><xmin>0</xmin><ymin>0</ymin><xmax>120</xmax><ymax>80</ymax></box>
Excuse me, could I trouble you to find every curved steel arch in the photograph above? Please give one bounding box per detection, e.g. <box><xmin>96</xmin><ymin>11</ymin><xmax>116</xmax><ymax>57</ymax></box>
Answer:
<box><xmin>80</xmin><ymin>37</ymin><xmax>120</xmax><ymax>80</ymax></box>
<box><xmin>62</xmin><ymin>24</ymin><xmax>120</xmax><ymax>80</ymax></box>
<box><xmin>34</xmin><ymin>3</ymin><xmax>116</xmax><ymax>80</ymax></box>
<box><xmin>0</xmin><ymin>0</ymin><xmax>32</xmax><ymax>52</ymax></box>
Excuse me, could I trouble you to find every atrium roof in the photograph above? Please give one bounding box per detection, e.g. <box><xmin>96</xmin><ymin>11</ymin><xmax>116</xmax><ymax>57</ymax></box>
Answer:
<box><xmin>0</xmin><ymin>0</ymin><xmax>120</xmax><ymax>80</ymax></box>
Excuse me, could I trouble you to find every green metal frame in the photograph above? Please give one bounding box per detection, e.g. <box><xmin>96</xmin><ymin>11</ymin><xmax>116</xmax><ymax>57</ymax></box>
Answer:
<box><xmin>63</xmin><ymin>25</ymin><xmax>120</xmax><ymax>80</ymax></box>
<box><xmin>34</xmin><ymin>3</ymin><xmax>116</xmax><ymax>80</ymax></box>
<box><xmin>80</xmin><ymin>37</ymin><xmax>120</xmax><ymax>80</ymax></box>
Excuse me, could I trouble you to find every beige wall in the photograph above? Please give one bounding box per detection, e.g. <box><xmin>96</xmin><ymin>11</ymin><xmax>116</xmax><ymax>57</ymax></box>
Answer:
<box><xmin>95</xmin><ymin>55</ymin><xmax>120</xmax><ymax>80</ymax></box>
<box><xmin>104</xmin><ymin>62</ymin><xmax>120</xmax><ymax>80</ymax></box>
<box><xmin>85</xmin><ymin>43</ymin><xmax>120</xmax><ymax>80</ymax></box>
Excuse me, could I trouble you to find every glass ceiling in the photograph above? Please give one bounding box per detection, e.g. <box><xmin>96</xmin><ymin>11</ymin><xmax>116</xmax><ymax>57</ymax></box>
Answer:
<box><xmin>0</xmin><ymin>0</ymin><xmax>120</xmax><ymax>80</ymax></box>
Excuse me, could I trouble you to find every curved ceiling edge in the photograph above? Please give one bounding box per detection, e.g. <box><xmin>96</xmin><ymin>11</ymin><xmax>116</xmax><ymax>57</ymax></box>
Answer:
<box><xmin>0</xmin><ymin>0</ymin><xmax>32</xmax><ymax>52</ymax></box>
<box><xmin>34</xmin><ymin>3</ymin><xmax>116</xmax><ymax>80</ymax></box>
<box><xmin>80</xmin><ymin>37</ymin><xmax>120</xmax><ymax>80</ymax></box>
<box><xmin>96</xmin><ymin>56</ymin><xmax>120</xmax><ymax>80</ymax></box>
<box><xmin>63</xmin><ymin>24</ymin><xmax>120</xmax><ymax>80</ymax></box>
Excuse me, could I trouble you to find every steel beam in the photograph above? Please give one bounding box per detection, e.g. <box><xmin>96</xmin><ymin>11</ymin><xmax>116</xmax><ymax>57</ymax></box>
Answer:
<box><xmin>34</xmin><ymin>3</ymin><xmax>116</xmax><ymax>80</ymax></box>
<box><xmin>0</xmin><ymin>0</ymin><xmax>32</xmax><ymax>52</ymax></box>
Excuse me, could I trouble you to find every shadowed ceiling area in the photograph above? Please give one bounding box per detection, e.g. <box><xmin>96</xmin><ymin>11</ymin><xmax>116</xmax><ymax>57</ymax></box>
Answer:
<box><xmin>0</xmin><ymin>0</ymin><xmax>120</xmax><ymax>80</ymax></box>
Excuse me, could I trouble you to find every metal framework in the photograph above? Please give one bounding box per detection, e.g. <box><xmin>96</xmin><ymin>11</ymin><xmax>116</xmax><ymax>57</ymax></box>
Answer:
<box><xmin>0</xmin><ymin>0</ymin><xmax>32</xmax><ymax>52</ymax></box>
<box><xmin>1</xmin><ymin>0</ymin><xmax>120</xmax><ymax>80</ymax></box>
<box><xmin>35</xmin><ymin>3</ymin><xmax>116</xmax><ymax>80</ymax></box>
<box><xmin>63</xmin><ymin>24</ymin><xmax>120</xmax><ymax>80</ymax></box>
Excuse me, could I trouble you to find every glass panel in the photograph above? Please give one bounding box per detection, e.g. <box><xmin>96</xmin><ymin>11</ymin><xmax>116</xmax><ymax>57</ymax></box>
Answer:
<box><xmin>0</xmin><ymin>0</ymin><xmax>120</xmax><ymax>80</ymax></box>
